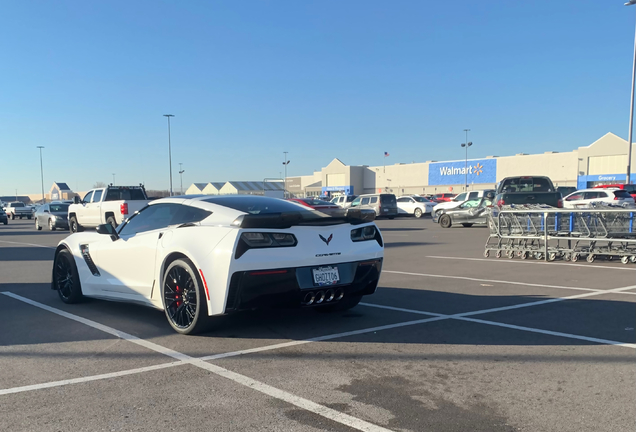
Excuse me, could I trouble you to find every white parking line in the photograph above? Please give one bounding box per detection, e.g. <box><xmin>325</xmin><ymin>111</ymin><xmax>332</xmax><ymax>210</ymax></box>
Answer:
<box><xmin>0</xmin><ymin>240</ymin><xmax>56</xmax><ymax>249</ymax></box>
<box><xmin>0</xmin><ymin>292</ymin><xmax>400</xmax><ymax>432</ymax></box>
<box><xmin>427</xmin><ymin>255</ymin><xmax>636</xmax><ymax>271</ymax></box>
<box><xmin>0</xmin><ymin>361</ymin><xmax>185</xmax><ymax>396</ymax></box>
<box><xmin>360</xmin><ymin>284</ymin><xmax>636</xmax><ymax>349</ymax></box>
<box><xmin>383</xmin><ymin>270</ymin><xmax>602</xmax><ymax>293</ymax></box>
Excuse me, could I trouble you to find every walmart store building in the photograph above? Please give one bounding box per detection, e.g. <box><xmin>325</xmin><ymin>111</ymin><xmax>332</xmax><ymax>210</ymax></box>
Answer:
<box><xmin>287</xmin><ymin>133</ymin><xmax>636</xmax><ymax>198</ymax></box>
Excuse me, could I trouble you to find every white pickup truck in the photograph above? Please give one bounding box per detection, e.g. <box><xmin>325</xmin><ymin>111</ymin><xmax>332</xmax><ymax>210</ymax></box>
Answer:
<box><xmin>68</xmin><ymin>185</ymin><xmax>151</xmax><ymax>233</ymax></box>
<box><xmin>4</xmin><ymin>202</ymin><xmax>33</xmax><ymax>220</ymax></box>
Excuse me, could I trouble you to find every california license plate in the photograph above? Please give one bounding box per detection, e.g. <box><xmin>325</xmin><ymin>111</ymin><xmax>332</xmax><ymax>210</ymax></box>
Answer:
<box><xmin>312</xmin><ymin>266</ymin><xmax>340</xmax><ymax>286</ymax></box>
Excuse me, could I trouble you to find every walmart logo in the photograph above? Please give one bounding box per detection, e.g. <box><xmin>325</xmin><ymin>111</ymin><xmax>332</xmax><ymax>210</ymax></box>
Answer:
<box><xmin>473</xmin><ymin>163</ymin><xmax>483</xmax><ymax>175</ymax></box>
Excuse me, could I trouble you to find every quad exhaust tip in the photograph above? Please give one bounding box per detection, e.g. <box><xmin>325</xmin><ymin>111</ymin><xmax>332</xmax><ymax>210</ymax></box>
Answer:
<box><xmin>302</xmin><ymin>288</ymin><xmax>344</xmax><ymax>305</ymax></box>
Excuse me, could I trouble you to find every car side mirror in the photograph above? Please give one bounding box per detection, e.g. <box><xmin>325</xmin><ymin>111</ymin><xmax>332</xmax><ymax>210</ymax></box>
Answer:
<box><xmin>73</xmin><ymin>196</ymin><xmax>81</xmax><ymax>204</ymax></box>
<box><xmin>96</xmin><ymin>223</ymin><xmax>119</xmax><ymax>241</ymax></box>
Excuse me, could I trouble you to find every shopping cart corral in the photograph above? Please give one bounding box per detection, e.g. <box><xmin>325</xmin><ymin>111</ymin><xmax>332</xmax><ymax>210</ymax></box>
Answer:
<box><xmin>485</xmin><ymin>205</ymin><xmax>636</xmax><ymax>264</ymax></box>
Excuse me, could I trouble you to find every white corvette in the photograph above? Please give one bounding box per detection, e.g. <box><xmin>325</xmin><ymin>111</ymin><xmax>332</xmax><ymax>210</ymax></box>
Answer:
<box><xmin>51</xmin><ymin>196</ymin><xmax>384</xmax><ymax>334</ymax></box>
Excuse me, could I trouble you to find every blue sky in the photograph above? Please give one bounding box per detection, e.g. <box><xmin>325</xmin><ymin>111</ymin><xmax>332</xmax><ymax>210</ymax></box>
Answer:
<box><xmin>1</xmin><ymin>0</ymin><xmax>635</xmax><ymax>194</ymax></box>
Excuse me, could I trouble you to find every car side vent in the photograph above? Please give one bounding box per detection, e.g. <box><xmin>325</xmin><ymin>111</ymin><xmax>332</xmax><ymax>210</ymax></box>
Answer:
<box><xmin>225</xmin><ymin>273</ymin><xmax>242</xmax><ymax>312</ymax></box>
<box><xmin>80</xmin><ymin>244</ymin><xmax>100</xmax><ymax>277</ymax></box>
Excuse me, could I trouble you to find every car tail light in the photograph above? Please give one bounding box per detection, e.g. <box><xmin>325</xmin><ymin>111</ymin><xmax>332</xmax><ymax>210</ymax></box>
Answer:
<box><xmin>557</xmin><ymin>198</ymin><xmax>563</xmax><ymax>208</ymax></box>
<box><xmin>497</xmin><ymin>199</ymin><xmax>505</xmax><ymax>207</ymax></box>
<box><xmin>120</xmin><ymin>203</ymin><xmax>128</xmax><ymax>215</ymax></box>
<box><xmin>351</xmin><ymin>225</ymin><xmax>383</xmax><ymax>246</ymax></box>
<box><xmin>235</xmin><ymin>232</ymin><xmax>298</xmax><ymax>259</ymax></box>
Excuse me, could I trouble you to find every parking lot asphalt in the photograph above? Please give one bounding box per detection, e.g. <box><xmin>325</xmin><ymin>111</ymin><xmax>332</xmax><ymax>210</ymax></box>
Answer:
<box><xmin>1</xmin><ymin>218</ymin><xmax>634</xmax><ymax>432</ymax></box>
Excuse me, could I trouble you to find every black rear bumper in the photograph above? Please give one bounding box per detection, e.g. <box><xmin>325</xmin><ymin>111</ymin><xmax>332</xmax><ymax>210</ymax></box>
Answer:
<box><xmin>224</xmin><ymin>258</ymin><xmax>382</xmax><ymax>312</ymax></box>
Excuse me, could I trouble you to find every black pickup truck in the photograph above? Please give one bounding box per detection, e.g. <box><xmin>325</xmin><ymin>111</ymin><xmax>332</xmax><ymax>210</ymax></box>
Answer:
<box><xmin>495</xmin><ymin>176</ymin><xmax>563</xmax><ymax>208</ymax></box>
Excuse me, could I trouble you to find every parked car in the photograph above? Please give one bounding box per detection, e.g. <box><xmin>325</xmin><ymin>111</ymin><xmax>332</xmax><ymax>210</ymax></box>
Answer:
<box><xmin>434</xmin><ymin>197</ymin><xmax>494</xmax><ymax>228</ymax></box>
<box><xmin>593</xmin><ymin>184</ymin><xmax>636</xmax><ymax>200</ymax></box>
<box><xmin>432</xmin><ymin>190</ymin><xmax>495</xmax><ymax>220</ymax></box>
<box><xmin>34</xmin><ymin>203</ymin><xmax>70</xmax><ymax>231</ymax></box>
<box><xmin>51</xmin><ymin>195</ymin><xmax>383</xmax><ymax>335</ymax></box>
<box><xmin>432</xmin><ymin>193</ymin><xmax>456</xmax><ymax>202</ymax></box>
<box><xmin>330</xmin><ymin>195</ymin><xmax>358</xmax><ymax>209</ymax></box>
<box><xmin>349</xmin><ymin>194</ymin><xmax>398</xmax><ymax>219</ymax></box>
<box><xmin>562</xmin><ymin>188</ymin><xmax>635</xmax><ymax>209</ymax></box>
<box><xmin>287</xmin><ymin>198</ymin><xmax>344</xmax><ymax>216</ymax></box>
<box><xmin>396</xmin><ymin>196</ymin><xmax>435</xmax><ymax>218</ymax></box>
<box><xmin>0</xmin><ymin>208</ymin><xmax>7</xmax><ymax>225</ymax></box>
<box><xmin>68</xmin><ymin>185</ymin><xmax>151</xmax><ymax>233</ymax></box>
<box><xmin>4</xmin><ymin>202</ymin><xmax>32</xmax><ymax>220</ymax></box>
<box><xmin>495</xmin><ymin>176</ymin><xmax>563</xmax><ymax>208</ymax></box>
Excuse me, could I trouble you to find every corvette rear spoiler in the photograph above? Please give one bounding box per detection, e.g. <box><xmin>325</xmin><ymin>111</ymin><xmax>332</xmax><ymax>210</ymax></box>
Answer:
<box><xmin>232</xmin><ymin>209</ymin><xmax>376</xmax><ymax>229</ymax></box>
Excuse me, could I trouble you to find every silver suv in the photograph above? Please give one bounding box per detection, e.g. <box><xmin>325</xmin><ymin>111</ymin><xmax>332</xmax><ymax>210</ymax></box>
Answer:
<box><xmin>349</xmin><ymin>194</ymin><xmax>398</xmax><ymax>219</ymax></box>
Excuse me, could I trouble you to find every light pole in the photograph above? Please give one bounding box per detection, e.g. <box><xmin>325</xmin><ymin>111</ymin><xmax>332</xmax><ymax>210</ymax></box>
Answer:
<box><xmin>461</xmin><ymin>129</ymin><xmax>472</xmax><ymax>191</ymax></box>
<box><xmin>282</xmin><ymin>152</ymin><xmax>290</xmax><ymax>198</ymax></box>
<box><xmin>178</xmin><ymin>163</ymin><xmax>185</xmax><ymax>195</ymax></box>
<box><xmin>36</xmin><ymin>146</ymin><xmax>45</xmax><ymax>203</ymax></box>
<box><xmin>112</xmin><ymin>173</ymin><xmax>116</xmax><ymax>185</ymax></box>
<box><xmin>625</xmin><ymin>1</ymin><xmax>636</xmax><ymax>184</ymax></box>
<box><xmin>163</xmin><ymin>114</ymin><xmax>175</xmax><ymax>196</ymax></box>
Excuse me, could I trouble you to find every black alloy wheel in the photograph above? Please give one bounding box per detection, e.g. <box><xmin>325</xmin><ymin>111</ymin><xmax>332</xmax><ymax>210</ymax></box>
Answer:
<box><xmin>54</xmin><ymin>249</ymin><xmax>83</xmax><ymax>303</ymax></box>
<box><xmin>69</xmin><ymin>216</ymin><xmax>80</xmax><ymax>233</ymax></box>
<box><xmin>440</xmin><ymin>214</ymin><xmax>452</xmax><ymax>228</ymax></box>
<box><xmin>162</xmin><ymin>259</ymin><xmax>209</xmax><ymax>335</ymax></box>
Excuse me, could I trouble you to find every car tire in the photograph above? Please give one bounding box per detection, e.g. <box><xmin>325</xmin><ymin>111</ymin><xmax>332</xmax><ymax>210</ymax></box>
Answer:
<box><xmin>27</xmin><ymin>216</ymin><xmax>32</xmax><ymax>220</ymax></box>
<box><xmin>53</xmin><ymin>248</ymin><xmax>83</xmax><ymax>304</ymax></box>
<box><xmin>440</xmin><ymin>214</ymin><xmax>452</xmax><ymax>228</ymax></box>
<box><xmin>11</xmin><ymin>214</ymin><xmax>14</xmax><ymax>220</ymax></box>
<box><xmin>49</xmin><ymin>219</ymin><xmax>56</xmax><ymax>231</ymax></box>
<box><xmin>315</xmin><ymin>294</ymin><xmax>362</xmax><ymax>313</ymax></box>
<box><xmin>69</xmin><ymin>216</ymin><xmax>82</xmax><ymax>233</ymax></box>
<box><xmin>388</xmin><ymin>216</ymin><xmax>395</xmax><ymax>220</ymax></box>
<box><xmin>106</xmin><ymin>216</ymin><xmax>118</xmax><ymax>229</ymax></box>
<box><xmin>461</xmin><ymin>223</ymin><xmax>473</xmax><ymax>228</ymax></box>
<box><xmin>414</xmin><ymin>208</ymin><xmax>423</xmax><ymax>218</ymax></box>
<box><xmin>35</xmin><ymin>219</ymin><xmax>42</xmax><ymax>231</ymax></box>
<box><xmin>162</xmin><ymin>258</ymin><xmax>211</xmax><ymax>335</ymax></box>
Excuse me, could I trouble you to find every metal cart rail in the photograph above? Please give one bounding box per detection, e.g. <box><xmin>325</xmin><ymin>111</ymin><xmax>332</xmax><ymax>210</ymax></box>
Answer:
<box><xmin>485</xmin><ymin>205</ymin><xmax>636</xmax><ymax>264</ymax></box>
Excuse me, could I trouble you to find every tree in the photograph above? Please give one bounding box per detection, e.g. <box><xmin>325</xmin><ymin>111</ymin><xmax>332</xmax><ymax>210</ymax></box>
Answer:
<box><xmin>93</xmin><ymin>182</ymin><xmax>107</xmax><ymax>188</ymax></box>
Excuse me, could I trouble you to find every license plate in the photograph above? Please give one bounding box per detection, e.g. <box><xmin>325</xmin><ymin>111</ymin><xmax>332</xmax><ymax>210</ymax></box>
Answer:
<box><xmin>312</xmin><ymin>266</ymin><xmax>340</xmax><ymax>286</ymax></box>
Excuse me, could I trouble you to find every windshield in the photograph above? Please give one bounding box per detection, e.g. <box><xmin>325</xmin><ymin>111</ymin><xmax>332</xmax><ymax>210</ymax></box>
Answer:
<box><xmin>204</xmin><ymin>196</ymin><xmax>316</xmax><ymax>215</ymax></box>
<box><xmin>500</xmin><ymin>177</ymin><xmax>554</xmax><ymax>192</ymax></box>
<box><xmin>49</xmin><ymin>204</ymin><xmax>69</xmax><ymax>212</ymax></box>
<box><xmin>105</xmin><ymin>188</ymin><xmax>147</xmax><ymax>201</ymax></box>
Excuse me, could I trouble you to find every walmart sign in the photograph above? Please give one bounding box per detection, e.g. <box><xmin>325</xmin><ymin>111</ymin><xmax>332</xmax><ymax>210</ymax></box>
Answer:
<box><xmin>428</xmin><ymin>158</ymin><xmax>497</xmax><ymax>186</ymax></box>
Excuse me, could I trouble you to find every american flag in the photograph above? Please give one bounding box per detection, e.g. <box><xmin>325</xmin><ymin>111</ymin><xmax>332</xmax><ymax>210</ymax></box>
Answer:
<box><xmin>384</xmin><ymin>152</ymin><xmax>389</xmax><ymax>157</ymax></box>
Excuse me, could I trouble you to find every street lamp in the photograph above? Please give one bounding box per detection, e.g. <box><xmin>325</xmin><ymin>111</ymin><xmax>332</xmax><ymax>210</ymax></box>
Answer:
<box><xmin>178</xmin><ymin>163</ymin><xmax>185</xmax><ymax>195</ymax></box>
<box><xmin>282</xmin><ymin>152</ymin><xmax>290</xmax><ymax>198</ymax></box>
<box><xmin>461</xmin><ymin>129</ymin><xmax>472</xmax><ymax>191</ymax></box>
<box><xmin>112</xmin><ymin>173</ymin><xmax>116</xmax><ymax>185</ymax></box>
<box><xmin>36</xmin><ymin>146</ymin><xmax>45</xmax><ymax>203</ymax></box>
<box><xmin>163</xmin><ymin>114</ymin><xmax>175</xmax><ymax>196</ymax></box>
<box><xmin>625</xmin><ymin>1</ymin><xmax>636</xmax><ymax>184</ymax></box>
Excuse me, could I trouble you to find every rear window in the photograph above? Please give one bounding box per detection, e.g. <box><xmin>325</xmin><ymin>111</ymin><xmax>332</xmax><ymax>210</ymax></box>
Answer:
<box><xmin>413</xmin><ymin>196</ymin><xmax>430</xmax><ymax>202</ymax></box>
<box><xmin>500</xmin><ymin>177</ymin><xmax>554</xmax><ymax>193</ymax></box>
<box><xmin>105</xmin><ymin>188</ymin><xmax>147</xmax><ymax>201</ymax></box>
<box><xmin>49</xmin><ymin>204</ymin><xmax>69</xmax><ymax>212</ymax></box>
<box><xmin>11</xmin><ymin>202</ymin><xmax>25</xmax><ymax>207</ymax></box>
<box><xmin>346</xmin><ymin>196</ymin><xmax>357</xmax><ymax>202</ymax></box>
<box><xmin>204</xmin><ymin>196</ymin><xmax>314</xmax><ymax>215</ymax></box>
<box><xmin>301</xmin><ymin>199</ymin><xmax>333</xmax><ymax>206</ymax></box>
<box><xmin>614</xmin><ymin>190</ymin><xmax>633</xmax><ymax>198</ymax></box>
<box><xmin>380</xmin><ymin>195</ymin><xmax>396</xmax><ymax>205</ymax></box>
